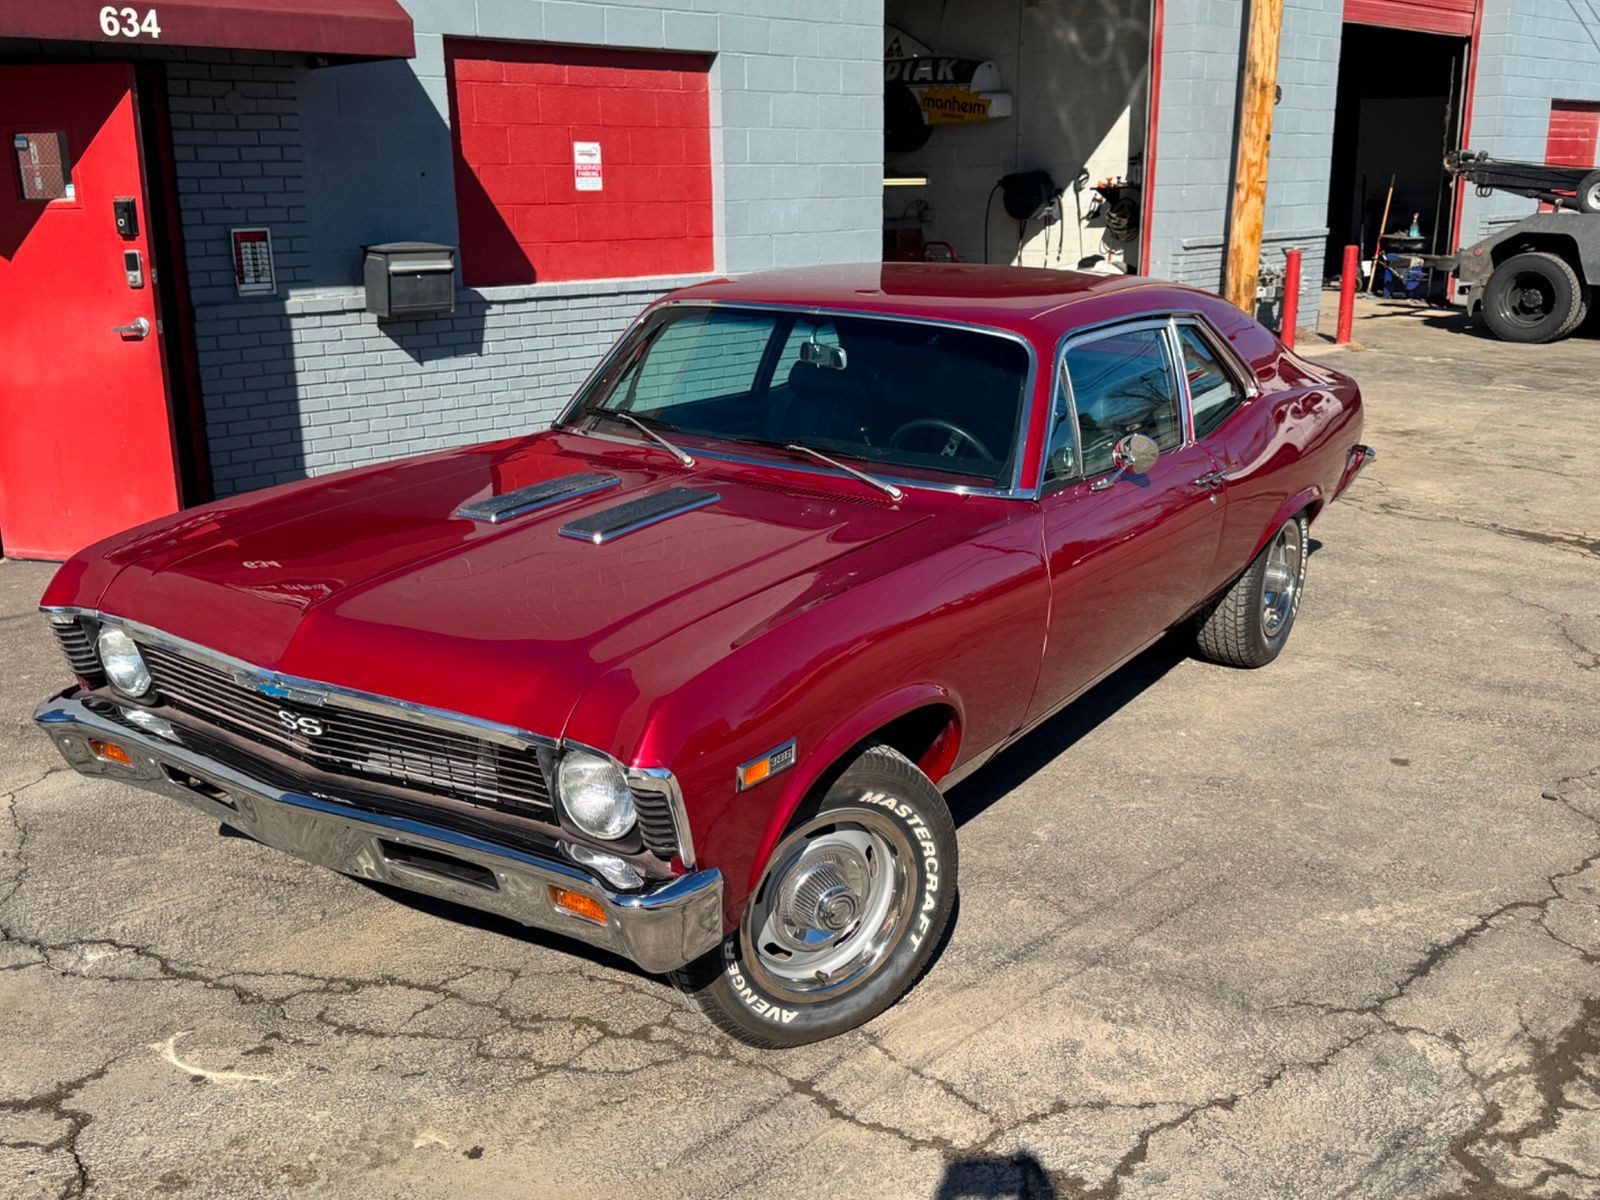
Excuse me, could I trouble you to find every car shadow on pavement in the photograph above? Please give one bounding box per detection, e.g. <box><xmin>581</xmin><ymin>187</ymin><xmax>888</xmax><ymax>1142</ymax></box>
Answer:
<box><xmin>934</xmin><ymin>1152</ymin><xmax>1059</xmax><ymax>1199</ymax></box>
<box><xmin>944</xmin><ymin>634</ymin><xmax>1191</xmax><ymax>831</ymax></box>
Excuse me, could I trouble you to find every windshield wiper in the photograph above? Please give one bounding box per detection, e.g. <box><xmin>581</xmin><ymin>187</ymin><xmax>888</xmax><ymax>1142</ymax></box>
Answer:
<box><xmin>780</xmin><ymin>442</ymin><xmax>903</xmax><ymax>502</ymax></box>
<box><xmin>591</xmin><ymin>409</ymin><xmax>695</xmax><ymax>467</ymax></box>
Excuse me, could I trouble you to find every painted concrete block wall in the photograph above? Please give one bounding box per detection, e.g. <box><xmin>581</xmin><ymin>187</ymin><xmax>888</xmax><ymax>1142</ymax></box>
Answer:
<box><xmin>302</xmin><ymin>0</ymin><xmax>886</xmax><ymax>280</ymax></box>
<box><xmin>881</xmin><ymin>0</ymin><xmax>1149</xmax><ymax>270</ymax></box>
<box><xmin>165</xmin><ymin>1</ymin><xmax>885</xmax><ymax>496</ymax></box>
<box><xmin>1147</xmin><ymin>0</ymin><xmax>1341</xmax><ymax>325</ymax></box>
<box><xmin>1458</xmin><ymin>0</ymin><xmax>1600</xmax><ymax>244</ymax></box>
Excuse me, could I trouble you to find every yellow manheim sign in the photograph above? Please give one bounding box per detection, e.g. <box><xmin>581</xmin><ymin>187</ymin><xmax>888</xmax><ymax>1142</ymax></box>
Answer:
<box><xmin>918</xmin><ymin>85</ymin><xmax>992</xmax><ymax>124</ymax></box>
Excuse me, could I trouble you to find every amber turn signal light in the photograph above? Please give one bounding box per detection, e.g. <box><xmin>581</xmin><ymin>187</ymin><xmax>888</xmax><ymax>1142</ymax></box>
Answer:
<box><xmin>87</xmin><ymin>739</ymin><xmax>132</xmax><ymax>767</ymax></box>
<box><xmin>548</xmin><ymin>886</ymin><xmax>607</xmax><ymax>926</ymax></box>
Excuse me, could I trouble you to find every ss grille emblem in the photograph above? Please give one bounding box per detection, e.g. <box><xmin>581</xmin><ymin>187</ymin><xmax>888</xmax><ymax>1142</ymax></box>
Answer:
<box><xmin>277</xmin><ymin>708</ymin><xmax>325</xmax><ymax>738</ymax></box>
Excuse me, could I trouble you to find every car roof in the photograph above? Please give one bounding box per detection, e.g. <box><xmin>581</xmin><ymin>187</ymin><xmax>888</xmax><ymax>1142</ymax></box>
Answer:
<box><xmin>665</xmin><ymin>263</ymin><xmax>1219</xmax><ymax>342</ymax></box>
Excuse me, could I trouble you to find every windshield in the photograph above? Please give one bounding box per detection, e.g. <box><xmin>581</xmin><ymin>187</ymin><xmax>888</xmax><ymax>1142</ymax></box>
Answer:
<box><xmin>564</xmin><ymin>306</ymin><xmax>1032</xmax><ymax>489</ymax></box>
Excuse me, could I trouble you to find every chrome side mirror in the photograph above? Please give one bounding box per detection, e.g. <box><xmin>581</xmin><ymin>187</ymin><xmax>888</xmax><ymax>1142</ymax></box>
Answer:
<box><xmin>1090</xmin><ymin>433</ymin><xmax>1160</xmax><ymax>491</ymax></box>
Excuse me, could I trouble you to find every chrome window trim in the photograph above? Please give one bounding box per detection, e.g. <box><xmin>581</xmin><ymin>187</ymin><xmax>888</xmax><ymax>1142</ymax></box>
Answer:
<box><xmin>553</xmin><ymin>299</ymin><xmax>1042</xmax><ymax>500</ymax></box>
<box><xmin>1042</xmin><ymin>315</ymin><xmax>1189</xmax><ymax>497</ymax></box>
<box><xmin>1170</xmin><ymin>316</ymin><xmax>1258</xmax><ymax>442</ymax></box>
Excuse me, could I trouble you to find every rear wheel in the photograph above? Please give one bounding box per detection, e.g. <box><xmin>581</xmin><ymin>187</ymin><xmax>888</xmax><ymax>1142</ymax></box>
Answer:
<box><xmin>672</xmin><ymin>744</ymin><xmax>956</xmax><ymax>1047</ymax></box>
<box><xmin>1482</xmin><ymin>251</ymin><xmax>1583</xmax><ymax>343</ymax></box>
<box><xmin>1194</xmin><ymin>513</ymin><xmax>1309</xmax><ymax>669</ymax></box>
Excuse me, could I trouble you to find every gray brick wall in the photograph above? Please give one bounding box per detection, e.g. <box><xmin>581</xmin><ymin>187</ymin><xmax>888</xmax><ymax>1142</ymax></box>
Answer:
<box><xmin>1146</xmin><ymin>0</ymin><xmax>1340</xmax><ymax>324</ymax></box>
<box><xmin>1457</xmin><ymin>0</ymin><xmax>1600</xmax><ymax>246</ymax></box>
<box><xmin>200</xmin><ymin>279</ymin><xmax>691</xmax><ymax>491</ymax></box>
<box><xmin>156</xmin><ymin>1</ymin><xmax>885</xmax><ymax>497</ymax></box>
<box><xmin>300</xmin><ymin>0</ymin><xmax>885</xmax><ymax>280</ymax></box>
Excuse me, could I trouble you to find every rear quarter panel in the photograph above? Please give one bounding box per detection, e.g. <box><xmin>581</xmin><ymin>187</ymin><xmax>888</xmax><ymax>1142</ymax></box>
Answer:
<box><xmin>1198</xmin><ymin>297</ymin><xmax>1365</xmax><ymax>575</ymax></box>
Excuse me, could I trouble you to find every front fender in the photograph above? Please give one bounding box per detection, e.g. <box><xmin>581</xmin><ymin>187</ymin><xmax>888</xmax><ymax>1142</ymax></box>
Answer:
<box><xmin>743</xmin><ymin>682</ymin><xmax>961</xmax><ymax>895</ymax></box>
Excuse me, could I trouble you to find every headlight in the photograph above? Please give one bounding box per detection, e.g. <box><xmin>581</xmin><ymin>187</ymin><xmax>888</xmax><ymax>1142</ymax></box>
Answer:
<box><xmin>96</xmin><ymin>627</ymin><xmax>151</xmax><ymax>698</ymax></box>
<box><xmin>557</xmin><ymin>749</ymin><xmax>636</xmax><ymax>840</ymax></box>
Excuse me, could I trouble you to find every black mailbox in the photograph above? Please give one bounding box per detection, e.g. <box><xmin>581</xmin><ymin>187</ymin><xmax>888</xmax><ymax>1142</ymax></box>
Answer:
<box><xmin>363</xmin><ymin>242</ymin><xmax>456</xmax><ymax>320</ymax></box>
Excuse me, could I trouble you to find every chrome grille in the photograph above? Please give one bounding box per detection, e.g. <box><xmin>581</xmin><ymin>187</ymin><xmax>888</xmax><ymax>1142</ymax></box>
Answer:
<box><xmin>50</xmin><ymin>617</ymin><xmax>104</xmax><ymax>682</ymax></box>
<box><xmin>138</xmin><ymin>643</ymin><xmax>553</xmax><ymax>818</ymax></box>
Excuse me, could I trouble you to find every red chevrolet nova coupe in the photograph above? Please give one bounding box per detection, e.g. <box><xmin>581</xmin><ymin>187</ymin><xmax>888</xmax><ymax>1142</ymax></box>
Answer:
<box><xmin>37</xmin><ymin>265</ymin><xmax>1371</xmax><ymax>1045</ymax></box>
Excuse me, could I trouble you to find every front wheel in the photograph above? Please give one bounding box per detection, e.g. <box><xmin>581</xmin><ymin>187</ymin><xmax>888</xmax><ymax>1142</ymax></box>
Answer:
<box><xmin>1194</xmin><ymin>513</ymin><xmax>1309</xmax><ymax>668</ymax></box>
<box><xmin>672</xmin><ymin>744</ymin><xmax>957</xmax><ymax>1047</ymax></box>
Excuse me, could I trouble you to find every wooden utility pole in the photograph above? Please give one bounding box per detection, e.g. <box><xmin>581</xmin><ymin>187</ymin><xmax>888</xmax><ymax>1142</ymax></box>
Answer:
<box><xmin>1222</xmin><ymin>0</ymin><xmax>1287</xmax><ymax>312</ymax></box>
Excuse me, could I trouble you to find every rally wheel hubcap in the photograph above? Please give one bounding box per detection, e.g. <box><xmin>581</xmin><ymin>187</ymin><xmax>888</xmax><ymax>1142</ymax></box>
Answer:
<box><xmin>744</xmin><ymin>807</ymin><xmax>915</xmax><ymax>1002</ymax></box>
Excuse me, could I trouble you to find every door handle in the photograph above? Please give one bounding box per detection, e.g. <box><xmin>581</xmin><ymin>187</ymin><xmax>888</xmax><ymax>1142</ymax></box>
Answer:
<box><xmin>1192</xmin><ymin>470</ymin><xmax>1228</xmax><ymax>489</ymax></box>
<box><xmin>113</xmin><ymin>317</ymin><xmax>151</xmax><ymax>340</ymax></box>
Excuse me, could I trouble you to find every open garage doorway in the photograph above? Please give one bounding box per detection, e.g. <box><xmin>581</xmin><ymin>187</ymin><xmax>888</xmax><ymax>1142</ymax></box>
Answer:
<box><xmin>881</xmin><ymin>0</ymin><xmax>1152</xmax><ymax>274</ymax></box>
<box><xmin>1324</xmin><ymin>24</ymin><xmax>1470</xmax><ymax>296</ymax></box>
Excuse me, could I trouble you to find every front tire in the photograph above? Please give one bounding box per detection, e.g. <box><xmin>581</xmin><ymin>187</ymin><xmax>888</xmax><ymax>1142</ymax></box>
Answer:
<box><xmin>672</xmin><ymin>744</ymin><xmax>957</xmax><ymax>1047</ymax></box>
<box><xmin>1194</xmin><ymin>513</ymin><xmax>1309</xmax><ymax>668</ymax></box>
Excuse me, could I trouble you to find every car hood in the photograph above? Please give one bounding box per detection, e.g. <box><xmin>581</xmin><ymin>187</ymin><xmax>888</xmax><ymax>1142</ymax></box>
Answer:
<box><xmin>80</xmin><ymin>431</ymin><xmax>938</xmax><ymax>737</ymax></box>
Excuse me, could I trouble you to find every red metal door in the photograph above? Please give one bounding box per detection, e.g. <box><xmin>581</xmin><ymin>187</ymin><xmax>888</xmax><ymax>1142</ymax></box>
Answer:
<box><xmin>0</xmin><ymin>63</ymin><xmax>180</xmax><ymax>561</ymax></box>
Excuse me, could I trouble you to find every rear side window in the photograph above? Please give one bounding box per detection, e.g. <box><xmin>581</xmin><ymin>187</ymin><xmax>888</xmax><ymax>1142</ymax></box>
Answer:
<box><xmin>1179</xmin><ymin>325</ymin><xmax>1248</xmax><ymax>439</ymax></box>
<box><xmin>1064</xmin><ymin>328</ymin><xmax>1183</xmax><ymax>477</ymax></box>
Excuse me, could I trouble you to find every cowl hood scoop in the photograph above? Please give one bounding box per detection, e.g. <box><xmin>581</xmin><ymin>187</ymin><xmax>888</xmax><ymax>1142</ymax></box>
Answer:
<box><xmin>559</xmin><ymin>486</ymin><xmax>720</xmax><ymax>545</ymax></box>
<box><xmin>455</xmin><ymin>471</ymin><xmax>618</xmax><ymax>523</ymax></box>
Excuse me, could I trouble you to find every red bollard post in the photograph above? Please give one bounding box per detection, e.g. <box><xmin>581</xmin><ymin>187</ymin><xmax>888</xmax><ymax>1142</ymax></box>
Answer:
<box><xmin>1336</xmin><ymin>244</ymin><xmax>1359</xmax><ymax>344</ymax></box>
<box><xmin>1280</xmin><ymin>249</ymin><xmax>1302</xmax><ymax>348</ymax></box>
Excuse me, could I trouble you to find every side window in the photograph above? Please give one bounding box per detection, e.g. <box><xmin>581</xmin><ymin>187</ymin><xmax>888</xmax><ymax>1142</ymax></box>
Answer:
<box><xmin>623</xmin><ymin>313</ymin><xmax>774</xmax><ymax>414</ymax></box>
<box><xmin>1064</xmin><ymin>328</ymin><xmax>1183</xmax><ymax>477</ymax></box>
<box><xmin>1178</xmin><ymin>325</ymin><xmax>1248</xmax><ymax>439</ymax></box>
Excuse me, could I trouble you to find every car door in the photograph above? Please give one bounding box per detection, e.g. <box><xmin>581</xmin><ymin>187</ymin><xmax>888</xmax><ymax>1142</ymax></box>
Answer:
<box><xmin>1025</xmin><ymin>319</ymin><xmax>1225</xmax><ymax>725</ymax></box>
<box><xmin>1174</xmin><ymin>317</ymin><xmax>1307</xmax><ymax>584</ymax></box>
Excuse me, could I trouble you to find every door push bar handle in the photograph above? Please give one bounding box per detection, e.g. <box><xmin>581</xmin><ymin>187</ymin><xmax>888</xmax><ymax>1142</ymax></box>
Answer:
<box><xmin>113</xmin><ymin>317</ymin><xmax>151</xmax><ymax>339</ymax></box>
<box><xmin>1191</xmin><ymin>470</ymin><xmax>1228</xmax><ymax>489</ymax></box>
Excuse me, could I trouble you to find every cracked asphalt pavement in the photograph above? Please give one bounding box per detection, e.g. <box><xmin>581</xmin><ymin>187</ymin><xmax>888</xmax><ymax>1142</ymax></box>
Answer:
<box><xmin>3</xmin><ymin>297</ymin><xmax>1598</xmax><ymax>1199</ymax></box>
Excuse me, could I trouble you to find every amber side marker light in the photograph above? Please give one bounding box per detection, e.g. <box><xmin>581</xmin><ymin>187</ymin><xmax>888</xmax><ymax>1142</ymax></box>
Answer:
<box><xmin>549</xmin><ymin>886</ymin><xmax>607</xmax><ymax>926</ymax></box>
<box><xmin>88</xmin><ymin>739</ymin><xmax>133</xmax><ymax>767</ymax></box>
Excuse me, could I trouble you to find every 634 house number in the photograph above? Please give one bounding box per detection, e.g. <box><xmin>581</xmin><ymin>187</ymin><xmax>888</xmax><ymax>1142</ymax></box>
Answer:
<box><xmin>99</xmin><ymin>6</ymin><xmax>162</xmax><ymax>38</ymax></box>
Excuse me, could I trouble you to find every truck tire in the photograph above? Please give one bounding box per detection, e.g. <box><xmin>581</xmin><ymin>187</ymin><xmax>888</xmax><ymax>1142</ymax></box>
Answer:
<box><xmin>1577</xmin><ymin>169</ymin><xmax>1600</xmax><ymax>214</ymax></box>
<box><xmin>671</xmin><ymin>744</ymin><xmax>957</xmax><ymax>1047</ymax></box>
<box><xmin>1194</xmin><ymin>513</ymin><xmax>1308</xmax><ymax>669</ymax></box>
<box><xmin>1482</xmin><ymin>251</ymin><xmax>1583</xmax><ymax>343</ymax></box>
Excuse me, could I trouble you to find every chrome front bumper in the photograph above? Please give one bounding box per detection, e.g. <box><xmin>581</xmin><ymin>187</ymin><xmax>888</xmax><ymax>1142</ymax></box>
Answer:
<box><xmin>34</xmin><ymin>691</ymin><xmax>723</xmax><ymax>975</ymax></box>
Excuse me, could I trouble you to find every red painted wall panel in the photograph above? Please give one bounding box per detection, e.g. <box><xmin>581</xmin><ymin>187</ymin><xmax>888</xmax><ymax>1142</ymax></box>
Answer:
<box><xmin>1545</xmin><ymin>100</ymin><xmax>1600</xmax><ymax>168</ymax></box>
<box><xmin>1344</xmin><ymin>0</ymin><xmax>1475</xmax><ymax>37</ymax></box>
<box><xmin>446</xmin><ymin>40</ymin><xmax>713</xmax><ymax>286</ymax></box>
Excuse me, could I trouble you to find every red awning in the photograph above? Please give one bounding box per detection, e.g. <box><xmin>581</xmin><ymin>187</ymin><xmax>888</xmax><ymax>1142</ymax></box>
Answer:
<box><xmin>0</xmin><ymin>0</ymin><xmax>414</xmax><ymax>60</ymax></box>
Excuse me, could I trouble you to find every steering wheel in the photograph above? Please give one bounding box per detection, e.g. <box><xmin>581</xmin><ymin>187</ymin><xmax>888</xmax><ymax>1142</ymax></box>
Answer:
<box><xmin>888</xmin><ymin>418</ymin><xmax>995</xmax><ymax>461</ymax></box>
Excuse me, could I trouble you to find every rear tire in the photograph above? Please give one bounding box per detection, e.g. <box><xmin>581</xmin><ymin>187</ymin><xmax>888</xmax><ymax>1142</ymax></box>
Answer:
<box><xmin>1194</xmin><ymin>513</ymin><xmax>1309</xmax><ymax>669</ymax></box>
<box><xmin>671</xmin><ymin>744</ymin><xmax>956</xmax><ymax>1047</ymax></box>
<box><xmin>1577</xmin><ymin>169</ymin><xmax>1600</xmax><ymax>214</ymax></box>
<box><xmin>1482</xmin><ymin>251</ymin><xmax>1583</xmax><ymax>343</ymax></box>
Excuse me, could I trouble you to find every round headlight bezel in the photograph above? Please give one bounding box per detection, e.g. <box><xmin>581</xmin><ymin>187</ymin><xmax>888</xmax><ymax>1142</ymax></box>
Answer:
<box><xmin>96</xmin><ymin>627</ymin><xmax>152</xmax><ymax>698</ymax></box>
<box><xmin>557</xmin><ymin>749</ymin><xmax>637</xmax><ymax>841</ymax></box>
